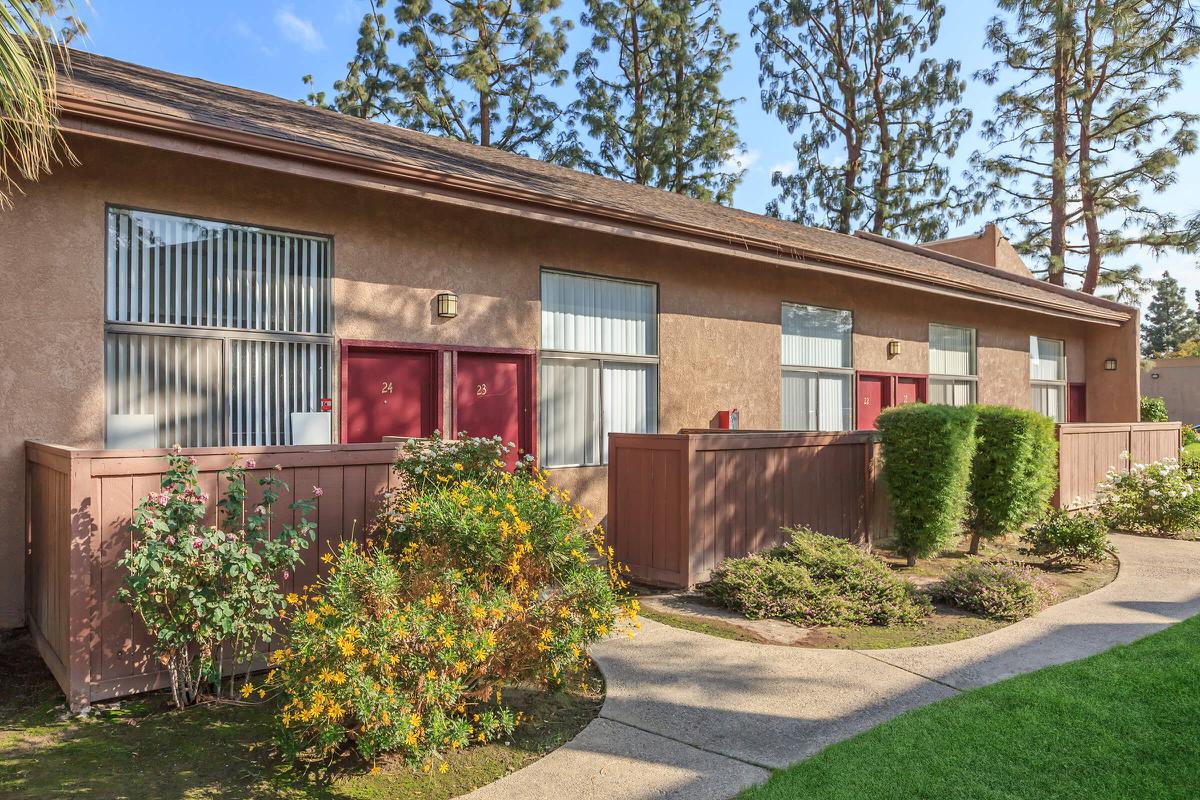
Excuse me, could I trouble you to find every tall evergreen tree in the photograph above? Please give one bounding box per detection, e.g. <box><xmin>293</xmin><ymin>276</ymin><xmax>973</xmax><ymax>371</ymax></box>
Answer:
<box><xmin>749</xmin><ymin>0</ymin><xmax>970</xmax><ymax>238</ymax></box>
<box><xmin>1142</xmin><ymin>272</ymin><xmax>1198</xmax><ymax>356</ymax></box>
<box><xmin>306</xmin><ymin>0</ymin><xmax>572</xmax><ymax>159</ymax></box>
<box><xmin>570</xmin><ymin>0</ymin><xmax>743</xmax><ymax>203</ymax></box>
<box><xmin>974</xmin><ymin>0</ymin><xmax>1200</xmax><ymax>292</ymax></box>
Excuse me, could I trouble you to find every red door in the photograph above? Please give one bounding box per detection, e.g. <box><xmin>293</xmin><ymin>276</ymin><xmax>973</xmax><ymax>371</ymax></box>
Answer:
<box><xmin>343</xmin><ymin>347</ymin><xmax>439</xmax><ymax>443</ymax></box>
<box><xmin>857</xmin><ymin>374</ymin><xmax>888</xmax><ymax>430</ymax></box>
<box><xmin>1069</xmin><ymin>383</ymin><xmax>1087</xmax><ymax>423</ymax></box>
<box><xmin>895</xmin><ymin>377</ymin><xmax>924</xmax><ymax>406</ymax></box>
<box><xmin>454</xmin><ymin>352</ymin><xmax>533</xmax><ymax>466</ymax></box>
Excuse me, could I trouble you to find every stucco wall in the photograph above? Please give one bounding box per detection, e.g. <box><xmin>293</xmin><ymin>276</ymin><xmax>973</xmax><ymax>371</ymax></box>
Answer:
<box><xmin>0</xmin><ymin>135</ymin><xmax>1137</xmax><ymax>627</ymax></box>
<box><xmin>1142</xmin><ymin>359</ymin><xmax>1200</xmax><ymax>425</ymax></box>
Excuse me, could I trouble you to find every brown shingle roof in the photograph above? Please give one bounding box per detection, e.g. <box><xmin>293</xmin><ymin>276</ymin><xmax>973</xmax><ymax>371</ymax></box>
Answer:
<box><xmin>54</xmin><ymin>49</ymin><xmax>1129</xmax><ymax>323</ymax></box>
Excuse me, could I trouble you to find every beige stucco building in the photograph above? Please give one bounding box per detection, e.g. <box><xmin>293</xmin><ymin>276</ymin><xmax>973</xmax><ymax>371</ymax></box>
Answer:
<box><xmin>1142</xmin><ymin>358</ymin><xmax>1200</xmax><ymax>425</ymax></box>
<box><xmin>0</xmin><ymin>52</ymin><xmax>1141</xmax><ymax>628</ymax></box>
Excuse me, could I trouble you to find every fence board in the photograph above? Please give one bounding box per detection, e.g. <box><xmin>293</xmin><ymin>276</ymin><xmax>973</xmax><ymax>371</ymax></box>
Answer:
<box><xmin>1054</xmin><ymin>422</ymin><xmax>1181</xmax><ymax>507</ymax></box>
<box><xmin>25</xmin><ymin>440</ymin><xmax>400</xmax><ymax>710</ymax></box>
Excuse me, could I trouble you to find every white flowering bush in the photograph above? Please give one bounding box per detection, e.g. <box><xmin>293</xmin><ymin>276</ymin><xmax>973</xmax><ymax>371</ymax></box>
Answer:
<box><xmin>1096</xmin><ymin>453</ymin><xmax>1200</xmax><ymax>535</ymax></box>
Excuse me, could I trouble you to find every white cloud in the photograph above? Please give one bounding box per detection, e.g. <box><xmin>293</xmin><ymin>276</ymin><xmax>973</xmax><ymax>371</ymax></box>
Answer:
<box><xmin>768</xmin><ymin>161</ymin><xmax>795</xmax><ymax>178</ymax></box>
<box><xmin>723</xmin><ymin>147</ymin><xmax>760</xmax><ymax>174</ymax></box>
<box><xmin>232</xmin><ymin>18</ymin><xmax>276</xmax><ymax>56</ymax></box>
<box><xmin>275</xmin><ymin>7</ymin><xmax>325</xmax><ymax>52</ymax></box>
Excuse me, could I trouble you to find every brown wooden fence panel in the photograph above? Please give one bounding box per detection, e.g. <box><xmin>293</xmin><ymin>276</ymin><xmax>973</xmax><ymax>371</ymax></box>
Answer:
<box><xmin>609</xmin><ymin>430</ymin><xmax>883</xmax><ymax>588</ymax></box>
<box><xmin>1054</xmin><ymin>422</ymin><xmax>1181</xmax><ymax>507</ymax></box>
<box><xmin>25</xmin><ymin>440</ymin><xmax>401</xmax><ymax>710</ymax></box>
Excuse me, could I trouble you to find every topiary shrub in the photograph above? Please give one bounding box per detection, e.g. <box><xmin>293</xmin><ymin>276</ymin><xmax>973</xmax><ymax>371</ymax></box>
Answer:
<box><xmin>1096</xmin><ymin>455</ymin><xmax>1200</xmax><ymax>535</ymax></box>
<box><xmin>266</xmin><ymin>437</ymin><xmax>633</xmax><ymax>769</ymax></box>
<box><xmin>931</xmin><ymin>559</ymin><xmax>1056</xmax><ymax>621</ymax></box>
<box><xmin>1141</xmin><ymin>396</ymin><xmax>1169</xmax><ymax>422</ymax></box>
<box><xmin>966</xmin><ymin>406</ymin><xmax>1058</xmax><ymax>554</ymax></box>
<box><xmin>878</xmin><ymin>404</ymin><xmax>979</xmax><ymax>565</ymax></box>
<box><xmin>1020</xmin><ymin>508</ymin><xmax>1110</xmax><ymax>568</ymax></box>
<box><xmin>701</xmin><ymin>528</ymin><xmax>931</xmax><ymax>626</ymax></box>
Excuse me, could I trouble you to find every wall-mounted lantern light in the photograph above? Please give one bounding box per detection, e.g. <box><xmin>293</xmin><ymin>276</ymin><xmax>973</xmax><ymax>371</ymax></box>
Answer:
<box><xmin>887</xmin><ymin>340</ymin><xmax>902</xmax><ymax>357</ymax></box>
<box><xmin>436</xmin><ymin>291</ymin><xmax>459</xmax><ymax>318</ymax></box>
<box><xmin>1104</xmin><ymin>357</ymin><xmax>1118</xmax><ymax>371</ymax></box>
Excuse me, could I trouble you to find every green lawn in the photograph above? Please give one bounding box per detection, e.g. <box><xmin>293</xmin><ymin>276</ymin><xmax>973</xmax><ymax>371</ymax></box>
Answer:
<box><xmin>740</xmin><ymin>613</ymin><xmax>1200</xmax><ymax>800</ymax></box>
<box><xmin>0</xmin><ymin>633</ymin><xmax>601</xmax><ymax>800</ymax></box>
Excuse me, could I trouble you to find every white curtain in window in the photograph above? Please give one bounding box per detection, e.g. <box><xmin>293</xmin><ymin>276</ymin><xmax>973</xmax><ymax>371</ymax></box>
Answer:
<box><xmin>1030</xmin><ymin>336</ymin><xmax>1065</xmax><ymax>381</ymax></box>
<box><xmin>818</xmin><ymin>373</ymin><xmax>853</xmax><ymax>431</ymax></box>
<box><xmin>782</xmin><ymin>304</ymin><xmax>852</xmax><ymax>368</ymax></box>
<box><xmin>541</xmin><ymin>271</ymin><xmax>657</xmax><ymax>356</ymax></box>
<box><xmin>929</xmin><ymin>378</ymin><xmax>976</xmax><ymax>406</ymax></box>
<box><xmin>929</xmin><ymin>324</ymin><xmax>975</xmax><ymax>376</ymax></box>
<box><xmin>1031</xmin><ymin>383</ymin><xmax>1065</xmax><ymax>422</ymax></box>
<box><xmin>782</xmin><ymin>371</ymin><xmax>817</xmax><ymax>430</ymax></box>
<box><xmin>781</xmin><ymin>370</ymin><xmax>851</xmax><ymax>431</ymax></box>
<box><xmin>539</xmin><ymin>358</ymin><xmax>600</xmax><ymax>467</ymax></box>
<box><xmin>601</xmin><ymin>362</ymin><xmax>658</xmax><ymax>462</ymax></box>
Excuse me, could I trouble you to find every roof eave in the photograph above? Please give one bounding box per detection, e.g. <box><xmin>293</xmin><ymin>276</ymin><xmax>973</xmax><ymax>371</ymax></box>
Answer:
<box><xmin>56</xmin><ymin>92</ymin><xmax>1129</xmax><ymax>327</ymax></box>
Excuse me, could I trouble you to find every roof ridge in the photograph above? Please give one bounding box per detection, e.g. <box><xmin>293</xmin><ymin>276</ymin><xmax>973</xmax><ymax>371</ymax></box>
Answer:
<box><xmin>854</xmin><ymin>230</ymin><xmax>1135</xmax><ymax>315</ymax></box>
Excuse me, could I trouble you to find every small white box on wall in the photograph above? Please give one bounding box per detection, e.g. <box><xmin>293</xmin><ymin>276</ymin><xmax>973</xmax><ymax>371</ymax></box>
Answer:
<box><xmin>106</xmin><ymin>414</ymin><xmax>157</xmax><ymax>449</ymax></box>
<box><xmin>291</xmin><ymin>412</ymin><xmax>332</xmax><ymax>445</ymax></box>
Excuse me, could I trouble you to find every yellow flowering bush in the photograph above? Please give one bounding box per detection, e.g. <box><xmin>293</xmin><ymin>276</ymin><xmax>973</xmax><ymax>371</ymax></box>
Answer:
<box><xmin>266</xmin><ymin>436</ymin><xmax>633</xmax><ymax>768</ymax></box>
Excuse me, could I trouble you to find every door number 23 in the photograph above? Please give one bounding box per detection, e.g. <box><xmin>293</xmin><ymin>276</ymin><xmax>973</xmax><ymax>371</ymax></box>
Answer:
<box><xmin>476</xmin><ymin>383</ymin><xmax>488</xmax><ymax>396</ymax></box>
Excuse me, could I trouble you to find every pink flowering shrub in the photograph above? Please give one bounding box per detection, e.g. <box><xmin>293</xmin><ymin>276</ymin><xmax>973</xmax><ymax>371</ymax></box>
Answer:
<box><xmin>931</xmin><ymin>559</ymin><xmax>1056</xmax><ymax>621</ymax></box>
<box><xmin>118</xmin><ymin>449</ymin><xmax>317</xmax><ymax>708</ymax></box>
<box><xmin>1096</xmin><ymin>454</ymin><xmax>1200</xmax><ymax>535</ymax></box>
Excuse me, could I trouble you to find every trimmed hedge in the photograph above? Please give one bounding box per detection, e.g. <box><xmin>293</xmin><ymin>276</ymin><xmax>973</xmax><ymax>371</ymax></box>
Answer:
<box><xmin>878</xmin><ymin>404</ymin><xmax>978</xmax><ymax>565</ymax></box>
<box><xmin>966</xmin><ymin>406</ymin><xmax>1058</xmax><ymax>553</ymax></box>
<box><xmin>702</xmin><ymin>528</ymin><xmax>930</xmax><ymax>626</ymax></box>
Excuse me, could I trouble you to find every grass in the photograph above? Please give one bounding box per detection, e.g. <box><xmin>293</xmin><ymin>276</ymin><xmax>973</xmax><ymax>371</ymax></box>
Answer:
<box><xmin>0</xmin><ymin>633</ymin><xmax>601</xmax><ymax>800</ymax></box>
<box><xmin>648</xmin><ymin>536</ymin><xmax>1117</xmax><ymax>650</ymax></box>
<box><xmin>738</xmin><ymin>612</ymin><xmax>1200</xmax><ymax>800</ymax></box>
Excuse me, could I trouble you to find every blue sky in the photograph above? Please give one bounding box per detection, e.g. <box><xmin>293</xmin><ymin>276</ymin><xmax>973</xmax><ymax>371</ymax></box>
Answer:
<box><xmin>72</xmin><ymin>1</ymin><xmax>1200</xmax><ymax>300</ymax></box>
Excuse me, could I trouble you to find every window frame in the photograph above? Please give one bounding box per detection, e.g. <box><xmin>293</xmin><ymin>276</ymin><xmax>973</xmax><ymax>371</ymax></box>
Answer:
<box><xmin>780</xmin><ymin>302</ymin><xmax>855</xmax><ymax>431</ymax></box>
<box><xmin>928</xmin><ymin>323</ymin><xmax>978</xmax><ymax>406</ymax></box>
<box><xmin>538</xmin><ymin>267</ymin><xmax>660</xmax><ymax>468</ymax></box>
<box><xmin>103</xmin><ymin>205</ymin><xmax>334</xmax><ymax>448</ymax></box>
<box><xmin>1029</xmin><ymin>335</ymin><xmax>1068</xmax><ymax>422</ymax></box>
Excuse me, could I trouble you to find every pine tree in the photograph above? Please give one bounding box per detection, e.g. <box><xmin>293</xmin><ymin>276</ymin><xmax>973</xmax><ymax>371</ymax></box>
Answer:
<box><xmin>570</xmin><ymin>0</ymin><xmax>744</xmax><ymax>203</ymax></box>
<box><xmin>1142</xmin><ymin>272</ymin><xmax>1198</xmax><ymax>357</ymax></box>
<box><xmin>306</xmin><ymin>0</ymin><xmax>573</xmax><ymax>159</ymax></box>
<box><xmin>974</xmin><ymin>0</ymin><xmax>1200</xmax><ymax>292</ymax></box>
<box><xmin>749</xmin><ymin>0</ymin><xmax>970</xmax><ymax>238</ymax></box>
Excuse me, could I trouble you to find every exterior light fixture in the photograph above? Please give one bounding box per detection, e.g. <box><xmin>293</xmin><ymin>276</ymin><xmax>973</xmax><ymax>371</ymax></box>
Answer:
<box><xmin>436</xmin><ymin>291</ymin><xmax>459</xmax><ymax>318</ymax></box>
<box><xmin>887</xmin><ymin>340</ymin><xmax>902</xmax><ymax>357</ymax></box>
<box><xmin>1104</xmin><ymin>358</ymin><xmax>1117</xmax><ymax>371</ymax></box>
<box><xmin>1151</xmin><ymin>373</ymin><xmax>1161</xmax><ymax>380</ymax></box>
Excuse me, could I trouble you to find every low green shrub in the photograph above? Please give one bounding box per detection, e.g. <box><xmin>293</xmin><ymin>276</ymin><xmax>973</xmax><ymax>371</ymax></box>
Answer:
<box><xmin>702</xmin><ymin>528</ymin><xmax>931</xmax><ymax>626</ymax></box>
<box><xmin>931</xmin><ymin>559</ymin><xmax>1056</xmax><ymax>621</ymax></box>
<box><xmin>1140</xmin><ymin>396</ymin><xmax>1169</xmax><ymax>423</ymax></box>
<box><xmin>967</xmin><ymin>406</ymin><xmax>1058</xmax><ymax>554</ymax></box>
<box><xmin>1096</xmin><ymin>456</ymin><xmax>1200</xmax><ymax>535</ymax></box>
<box><xmin>267</xmin><ymin>436</ymin><xmax>632</xmax><ymax>769</ymax></box>
<box><xmin>878</xmin><ymin>404</ymin><xmax>978</xmax><ymax>564</ymax></box>
<box><xmin>1021</xmin><ymin>508</ymin><xmax>1110</xmax><ymax>568</ymax></box>
<box><xmin>1182</xmin><ymin>426</ymin><xmax>1199</xmax><ymax>448</ymax></box>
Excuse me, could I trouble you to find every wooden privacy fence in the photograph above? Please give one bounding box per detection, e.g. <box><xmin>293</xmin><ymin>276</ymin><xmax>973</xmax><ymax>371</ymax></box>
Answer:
<box><xmin>1055</xmin><ymin>422</ymin><xmax>1182</xmax><ymax>507</ymax></box>
<box><xmin>607</xmin><ymin>430</ymin><xmax>889</xmax><ymax>588</ymax></box>
<box><xmin>608</xmin><ymin>422</ymin><xmax>1182</xmax><ymax>589</ymax></box>
<box><xmin>26</xmin><ymin>440</ymin><xmax>400</xmax><ymax>710</ymax></box>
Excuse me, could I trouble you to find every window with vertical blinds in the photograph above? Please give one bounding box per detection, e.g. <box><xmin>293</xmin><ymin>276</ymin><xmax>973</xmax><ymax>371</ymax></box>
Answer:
<box><xmin>929</xmin><ymin>323</ymin><xmax>977</xmax><ymax>406</ymax></box>
<box><xmin>104</xmin><ymin>207</ymin><xmax>332</xmax><ymax>448</ymax></box>
<box><xmin>1030</xmin><ymin>336</ymin><xmax>1066</xmax><ymax>421</ymax></box>
<box><xmin>781</xmin><ymin>304</ymin><xmax>854</xmax><ymax>431</ymax></box>
<box><xmin>539</xmin><ymin>270</ymin><xmax>658</xmax><ymax>467</ymax></box>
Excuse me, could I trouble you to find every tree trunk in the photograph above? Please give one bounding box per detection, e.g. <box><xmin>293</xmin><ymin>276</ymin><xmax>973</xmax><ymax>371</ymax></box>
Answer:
<box><xmin>480</xmin><ymin>90</ymin><xmax>490</xmax><ymax>148</ymax></box>
<box><xmin>1077</xmin><ymin>14</ymin><xmax>1100</xmax><ymax>295</ymax></box>
<box><xmin>1048</xmin><ymin>0</ymin><xmax>1071</xmax><ymax>286</ymax></box>
<box><xmin>969</xmin><ymin>533</ymin><xmax>981</xmax><ymax>555</ymax></box>
<box><xmin>906</xmin><ymin>553</ymin><xmax>916</xmax><ymax>567</ymax></box>
<box><xmin>870</xmin><ymin>5</ymin><xmax>890</xmax><ymax>235</ymax></box>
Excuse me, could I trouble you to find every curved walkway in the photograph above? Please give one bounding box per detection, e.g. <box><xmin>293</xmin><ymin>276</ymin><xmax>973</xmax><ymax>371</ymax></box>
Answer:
<box><xmin>466</xmin><ymin>534</ymin><xmax>1200</xmax><ymax>800</ymax></box>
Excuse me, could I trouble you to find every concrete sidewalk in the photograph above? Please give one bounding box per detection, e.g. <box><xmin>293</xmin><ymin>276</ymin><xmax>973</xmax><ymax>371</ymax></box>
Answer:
<box><xmin>464</xmin><ymin>534</ymin><xmax>1200</xmax><ymax>800</ymax></box>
